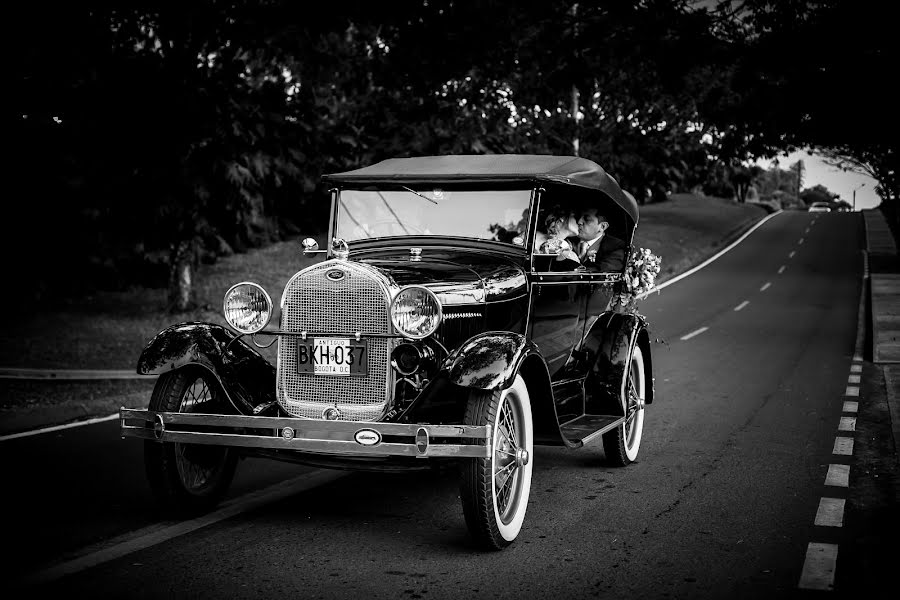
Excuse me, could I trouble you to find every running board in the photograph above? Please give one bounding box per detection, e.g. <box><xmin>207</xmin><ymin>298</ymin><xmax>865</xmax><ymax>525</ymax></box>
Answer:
<box><xmin>559</xmin><ymin>414</ymin><xmax>625</xmax><ymax>448</ymax></box>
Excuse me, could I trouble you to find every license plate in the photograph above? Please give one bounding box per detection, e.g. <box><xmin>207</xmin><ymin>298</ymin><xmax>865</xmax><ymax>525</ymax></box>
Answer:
<box><xmin>296</xmin><ymin>338</ymin><xmax>368</xmax><ymax>376</ymax></box>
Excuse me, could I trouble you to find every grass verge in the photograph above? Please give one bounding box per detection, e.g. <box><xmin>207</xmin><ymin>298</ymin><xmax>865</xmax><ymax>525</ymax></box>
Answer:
<box><xmin>0</xmin><ymin>194</ymin><xmax>767</xmax><ymax>434</ymax></box>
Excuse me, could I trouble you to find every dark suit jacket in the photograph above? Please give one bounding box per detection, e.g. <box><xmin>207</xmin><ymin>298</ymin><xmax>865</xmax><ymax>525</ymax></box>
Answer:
<box><xmin>558</xmin><ymin>233</ymin><xmax>627</xmax><ymax>273</ymax></box>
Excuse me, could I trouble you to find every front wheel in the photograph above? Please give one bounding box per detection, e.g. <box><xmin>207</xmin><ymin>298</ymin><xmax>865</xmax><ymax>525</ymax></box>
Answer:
<box><xmin>459</xmin><ymin>374</ymin><xmax>534</xmax><ymax>550</ymax></box>
<box><xmin>602</xmin><ymin>344</ymin><xmax>646</xmax><ymax>466</ymax></box>
<box><xmin>144</xmin><ymin>367</ymin><xmax>238</xmax><ymax>515</ymax></box>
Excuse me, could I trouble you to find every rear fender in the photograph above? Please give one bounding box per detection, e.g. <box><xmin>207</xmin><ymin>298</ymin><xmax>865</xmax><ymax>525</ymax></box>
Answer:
<box><xmin>582</xmin><ymin>312</ymin><xmax>654</xmax><ymax>415</ymax></box>
<box><xmin>137</xmin><ymin>322</ymin><xmax>276</xmax><ymax>415</ymax></box>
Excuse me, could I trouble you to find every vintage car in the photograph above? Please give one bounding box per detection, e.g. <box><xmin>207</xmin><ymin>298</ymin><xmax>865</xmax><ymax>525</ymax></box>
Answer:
<box><xmin>120</xmin><ymin>154</ymin><xmax>655</xmax><ymax>550</ymax></box>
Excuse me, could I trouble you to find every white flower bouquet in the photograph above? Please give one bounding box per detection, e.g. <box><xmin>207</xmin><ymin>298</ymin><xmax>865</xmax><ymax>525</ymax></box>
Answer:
<box><xmin>613</xmin><ymin>247</ymin><xmax>662</xmax><ymax>314</ymax></box>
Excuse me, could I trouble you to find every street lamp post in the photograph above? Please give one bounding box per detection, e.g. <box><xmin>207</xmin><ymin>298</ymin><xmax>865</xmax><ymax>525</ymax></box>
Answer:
<box><xmin>853</xmin><ymin>183</ymin><xmax>866</xmax><ymax>211</ymax></box>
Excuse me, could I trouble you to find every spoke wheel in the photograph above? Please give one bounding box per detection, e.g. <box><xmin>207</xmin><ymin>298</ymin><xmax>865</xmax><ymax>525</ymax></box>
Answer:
<box><xmin>144</xmin><ymin>367</ymin><xmax>237</xmax><ymax>515</ymax></box>
<box><xmin>602</xmin><ymin>344</ymin><xmax>646</xmax><ymax>466</ymax></box>
<box><xmin>460</xmin><ymin>374</ymin><xmax>534</xmax><ymax>550</ymax></box>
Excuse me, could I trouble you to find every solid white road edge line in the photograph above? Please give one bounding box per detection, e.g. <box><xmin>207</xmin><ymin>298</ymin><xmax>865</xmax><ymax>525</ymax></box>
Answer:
<box><xmin>21</xmin><ymin>469</ymin><xmax>348</xmax><ymax>586</ymax></box>
<box><xmin>680</xmin><ymin>327</ymin><xmax>709</xmax><ymax>341</ymax></box>
<box><xmin>799</xmin><ymin>542</ymin><xmax>838</xmax><ymax>591</ymax></box>
<box><xmin>638</xmin><ymin>210</ymin><xmax>783</xmax><ymax>298</ymax></box>
<box><xmin>0</xmin><ymin>413</ymin><xmax>119</xmax><ymax>442</ymax></box>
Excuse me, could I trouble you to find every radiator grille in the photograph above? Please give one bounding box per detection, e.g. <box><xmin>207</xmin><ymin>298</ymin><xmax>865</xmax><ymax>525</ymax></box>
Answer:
<box><xmin>277</xmin><ymin>261</ymin><xmax>393</xmax><ymax>421</ymax></box>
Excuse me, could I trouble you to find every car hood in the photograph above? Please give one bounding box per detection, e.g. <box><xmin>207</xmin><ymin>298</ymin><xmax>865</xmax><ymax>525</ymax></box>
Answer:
<box><xmin>357</xmin><ymin>248</ymin><xmax>527</xmax><ymax>304</ymax></box>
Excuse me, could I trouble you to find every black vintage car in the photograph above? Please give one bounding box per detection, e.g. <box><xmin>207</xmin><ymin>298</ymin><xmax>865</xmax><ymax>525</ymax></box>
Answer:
<box><xmin>121</xmin><ymin>154</ymin><xmax>654</xmax><ymax>550</ymax></box>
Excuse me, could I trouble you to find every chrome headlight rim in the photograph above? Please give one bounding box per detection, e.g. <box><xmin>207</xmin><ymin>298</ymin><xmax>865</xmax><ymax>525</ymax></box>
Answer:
<box><xmin>223</xmin><ymin>281</ymin><xmax>273</xmax><ymax>334</ymax></box>
<box><xmin>390</xmin><ymin>285</ymin><xmax>443</xmax><ymax>340</ymax></box>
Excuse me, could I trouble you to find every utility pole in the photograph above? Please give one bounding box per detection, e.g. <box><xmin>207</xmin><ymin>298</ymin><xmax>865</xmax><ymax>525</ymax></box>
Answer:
<box><xmin>570</xmin><ymin>3</ymin><xmax>580</xmax><ymax>156</ymax></box>
<box><xmin>853</xmin><ymin>183</ymin><xmax>866</xmax><ymax>211</ymax></box>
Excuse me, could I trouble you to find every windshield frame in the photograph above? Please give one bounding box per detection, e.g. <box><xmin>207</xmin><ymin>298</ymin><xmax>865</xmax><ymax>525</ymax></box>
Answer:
<box><xmin>328</xmin><ymin>184</ymin><xmax>539</xmax><ymax>255</ymax></box>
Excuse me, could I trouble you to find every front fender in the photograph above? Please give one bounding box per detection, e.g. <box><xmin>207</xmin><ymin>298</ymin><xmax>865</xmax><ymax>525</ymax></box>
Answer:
<box><xmin>440</xmin><ymin>331</ymin><xmax>563</xmax><ymax>445</ymax></box>
<box><xmin>443</xmin><ymin>331</ymin><xmax>539</xmax><ymax>390</ymax></box>
<box><xmin>582</xmin><ymin>312</ymin><xmax>654</xmax><ymax>414</ymax></box>
<box><xmin>137</xmin><ymin>322</ymin><xmax>276</xmax><ymax>415</ymax></box>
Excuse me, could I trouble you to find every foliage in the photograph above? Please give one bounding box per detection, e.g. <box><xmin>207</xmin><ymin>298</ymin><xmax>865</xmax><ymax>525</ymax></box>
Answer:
<box><xmin>14</xmin><ymin>0</ymin><xmax>898</xmax><ymax>312</ymax></box>
<box><xmin>800</xmin><ymin>185</ymin><xmax>839</xmax><ymax>207</ymax></box>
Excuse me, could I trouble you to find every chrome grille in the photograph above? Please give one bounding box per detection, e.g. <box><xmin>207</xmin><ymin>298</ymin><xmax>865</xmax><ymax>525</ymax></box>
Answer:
<box><xmin>277</xmin><ymin>261</ymin><xmax>393</xmax><ymax>421</ymax></box>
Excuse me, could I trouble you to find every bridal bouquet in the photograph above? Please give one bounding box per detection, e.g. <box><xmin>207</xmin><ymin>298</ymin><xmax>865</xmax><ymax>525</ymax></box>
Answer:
<box><xmin>613</xmin><ymin>247</ymin><xmax>662</xmax><ymax>315</ymax></box>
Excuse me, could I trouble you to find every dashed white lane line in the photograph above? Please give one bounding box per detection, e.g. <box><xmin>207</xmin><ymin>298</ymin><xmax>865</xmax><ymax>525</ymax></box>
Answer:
<box><xmin>680</xmin><ymin>327</ymin><xmax>708</xmax><ymax>341</ymax></box>
<box><xmin>760</xmin><ymin>282</ymin><xmax>772</xmax><ymax>292</ymax></box>
<box><xmin>843</xmin><ymin>401</ymin><xmax>859</xmax><ymax>413</ymax></box>
<box><xmin>853</xmin><ymin>354</ymin><xmax>863</xmax><ymax>362</ymax></box>
<box><xmin>850</xmin><ymin>364</ymin><xmax>862</xmax><ymax>373</ymax></box>
<box><xmin>799</xmin><ymin>543</ymin><xmax>838</xmax><ymax>591</ymax></box>
<box><xmin>825</xmin><ymin>464</ymin><xmax>850</xmax><ymax>487</ymax></box>
<box><xmin>799</xmin><ymin>238</ymin><xmax>805</xmax><ymax>245</ymax></box>
<box><xmin>845</xmin><ymin>386</ymin><xmax>860</xmax><ymax>397</ymax></box>
<box><xmin>814</xmin><ymin>498</ymin><xmax>846</xmax><ymax>527</ymax></box>
<box><xmin>848</xmin><ymin>374</ymin><xmax>861</xmax><ymax>384</ymax></box>
<box><xmin>805</xmin><ymin>227</ymin><xmax>810</xmax><ymax>234</ymax></box>
<box><xmin>789</xmin><ymin>251</ymin><xmax>796</xmax><ymax>258</ymax></box>
<box><xmin>839</xmin><ymin>416</ymin><xmax>856</xmax><ymax>432</ymax></box>
<box><xmin>22</xmin><ymin>469</ymin><xmax>347</xmax><ymax>585</ymax></box>
<box><xmin>833</xmin><ymin>437</ymin><xmax>854</xmax><ymax>455</ymax></box>
<box><xmin>778</xmin><ymin>265</ymin><xmax>786</xmax><ymax>274</ymax></box>
<box><xmin>734</xmin><ymin>301</ymin><xmax>749</xmax><ymax>312</ymax></box>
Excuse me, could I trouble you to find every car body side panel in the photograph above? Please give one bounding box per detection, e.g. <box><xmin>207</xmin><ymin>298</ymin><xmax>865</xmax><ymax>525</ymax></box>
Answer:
<box><xmin>137</xmin><ymin>322</ymin><xmax>277</xmax><ymax>415</ymax></box>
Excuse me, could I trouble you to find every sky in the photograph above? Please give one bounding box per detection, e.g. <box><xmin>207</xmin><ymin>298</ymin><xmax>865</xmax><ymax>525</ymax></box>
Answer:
<box><xmin>755</xmin><ymin>150</ymin><xmax>881</xmax><ymax>211</ymax></box>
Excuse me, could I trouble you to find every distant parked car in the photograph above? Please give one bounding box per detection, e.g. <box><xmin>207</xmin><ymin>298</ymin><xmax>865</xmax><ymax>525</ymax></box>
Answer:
<box><xmin>808</xmin><ymin>202</ymin><xmax>831</xmax><ymax>213</ymax></box>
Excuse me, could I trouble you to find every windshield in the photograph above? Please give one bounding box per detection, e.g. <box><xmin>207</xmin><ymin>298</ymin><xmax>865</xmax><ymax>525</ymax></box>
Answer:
<box><xmin>336</xmin><ymin>188</ymin><xmax>532</xmax><ymax>246</ymax></box>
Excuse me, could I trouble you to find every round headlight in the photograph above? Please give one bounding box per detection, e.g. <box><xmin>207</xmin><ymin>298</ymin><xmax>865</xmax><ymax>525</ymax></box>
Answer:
<box><xmin>390</xmin><ymin>286</ymin><xmax>442</xmax><ymax>339</ymax></box>
<box><xmin>223</xmin><ymin>282</ymin><xmax>273</xmax><ymax>334</ymax></box>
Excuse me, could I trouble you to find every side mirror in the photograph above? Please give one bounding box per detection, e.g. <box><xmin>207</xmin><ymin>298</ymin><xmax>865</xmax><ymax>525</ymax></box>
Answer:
<box><xmin>301</xmin><ymin>237</ymin><xmax>321</xmax><ymax>254</ymax></box>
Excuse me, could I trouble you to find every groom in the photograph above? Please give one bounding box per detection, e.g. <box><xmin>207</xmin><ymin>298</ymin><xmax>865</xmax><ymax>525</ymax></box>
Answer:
<box><xmin>554</xmin><ymin>206</ymin><xmax>627</xmax><ymax>273</ymax></box>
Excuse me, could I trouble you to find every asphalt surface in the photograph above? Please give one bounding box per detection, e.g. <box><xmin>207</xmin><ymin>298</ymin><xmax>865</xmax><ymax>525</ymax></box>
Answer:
<box><xmin>4</xmin><ymin>210</ymin><xmax>897</xmax><ymax>599</ymax></box>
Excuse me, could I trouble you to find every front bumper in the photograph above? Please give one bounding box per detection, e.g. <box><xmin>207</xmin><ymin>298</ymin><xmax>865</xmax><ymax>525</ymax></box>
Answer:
<box><xmin>119</xmin><ymin>409</ymin><xmax>491</xmax><ymax>458</ymax></box>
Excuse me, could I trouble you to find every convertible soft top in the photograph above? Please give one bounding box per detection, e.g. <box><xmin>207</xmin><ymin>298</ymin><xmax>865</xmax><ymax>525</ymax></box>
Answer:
<box><xmin>324</xmin><ymin>155</ymin><xmax>639</xmax><ymax>225</ymax></box>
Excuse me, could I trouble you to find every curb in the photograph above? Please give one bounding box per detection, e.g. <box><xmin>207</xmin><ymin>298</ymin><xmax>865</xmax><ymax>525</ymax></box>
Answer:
<box><xmin>861</xmin><ymin>209</ymin><xmax>900</xmax><ymax>458</ymax></box>
<box><xmin>885</xmin><ymin>367</ymin><xmax>900</xmax><ymax>457</ymax></box>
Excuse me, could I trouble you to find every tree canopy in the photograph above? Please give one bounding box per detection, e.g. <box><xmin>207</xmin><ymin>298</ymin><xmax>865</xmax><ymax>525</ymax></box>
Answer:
<box><xmin>14</xmin><ymin>0</ymin><xmax>898</xmax><ymax>309</ymax></box>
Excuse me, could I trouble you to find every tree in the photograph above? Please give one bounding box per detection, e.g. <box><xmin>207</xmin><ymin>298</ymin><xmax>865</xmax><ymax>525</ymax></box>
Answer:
<box><xmin>800</xmin><ymin>184</ymin><xmax>839</xmax><ymax>207</ymax></box>
<box><xmin>18</xmin><ymin>3</ymin><xmax>305</xmax><ymax>311</ymax></box>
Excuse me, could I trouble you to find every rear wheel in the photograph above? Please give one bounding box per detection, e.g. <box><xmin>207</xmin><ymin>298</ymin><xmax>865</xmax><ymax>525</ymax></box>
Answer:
<box><xmin>144</xmin><ymin>367</ymin><xmax>238</xmax><ymax>515</ymax></box>
<box><xmin>602</xmin><ymin>344</ymin><xmax>646</xmax><ymax>466</ymax></box>
<box><xmin>459</xmin><ymin>374</ymin><xmax>534</xmax><ymax>550</ymax></box>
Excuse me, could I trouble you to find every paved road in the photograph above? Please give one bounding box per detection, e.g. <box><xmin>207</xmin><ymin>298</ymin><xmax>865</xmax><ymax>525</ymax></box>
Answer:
<box><xmin>5</xmin><ymin>211</ymin><xmax>892</xmax><ymax>598</ymax></box>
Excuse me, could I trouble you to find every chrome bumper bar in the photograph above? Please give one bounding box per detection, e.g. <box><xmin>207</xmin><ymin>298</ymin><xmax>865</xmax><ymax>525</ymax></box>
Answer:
<box><xmin>119</xmin><ymin>409</ymin><xmax>491</xmax><ymax>458</ymax></box>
